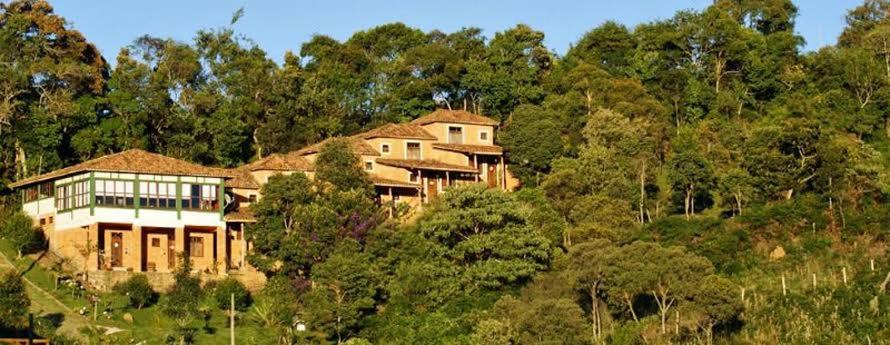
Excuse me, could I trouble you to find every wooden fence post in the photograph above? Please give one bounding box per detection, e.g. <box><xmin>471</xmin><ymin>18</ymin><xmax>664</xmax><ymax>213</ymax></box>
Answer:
<box><xmin>781</xmin><ymin>274</ymin><xmax>787</xmax><ymax>296</ymax></box>
<box><xmin>230</xmin><ymin>293</ymin><xmax>236</xmax><ymax>345</ymax></box>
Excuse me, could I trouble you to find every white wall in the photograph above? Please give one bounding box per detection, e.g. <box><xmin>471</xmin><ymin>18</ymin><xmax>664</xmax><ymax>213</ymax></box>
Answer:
<box><xmin>54</xmin><ymin>207</ymin><xmax>224</xmax><ymax>231</ymax></box>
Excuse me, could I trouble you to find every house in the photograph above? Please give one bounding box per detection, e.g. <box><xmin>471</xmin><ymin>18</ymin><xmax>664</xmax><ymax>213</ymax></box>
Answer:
<box><xmin>11</xmin><ymin>149</ymin><xmax>250</xmax><ymax>289</ymax></box>
<box><xmin>9</xmin><ymin>109</ymin><xmax>516</xmax><ymax>288</ymax></box>
<box><xmin>225</xmin><ymin>109</ymin><xmax>518</xmax><ymax>219</ymax></box>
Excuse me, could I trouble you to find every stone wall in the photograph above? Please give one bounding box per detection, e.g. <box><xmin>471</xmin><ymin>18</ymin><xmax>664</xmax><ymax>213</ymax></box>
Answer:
<box><xmin>88</xmin><ymin>269</ymin><xmax>267</xmax><ymax>293</ymax></box>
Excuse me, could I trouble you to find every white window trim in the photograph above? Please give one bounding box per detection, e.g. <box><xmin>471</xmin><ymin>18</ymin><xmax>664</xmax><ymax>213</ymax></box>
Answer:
<box><xmin>405</xmin><ymin>140</ymin><xmax>422</xmax><ymax>160</ymax></box>
<box><xmin>446</xmin><ymin>124</ymin><xmax>465</xmax><ymax>144</ymax></box>
<box><xmin>380</xmin><ymin>143</ymin><xmax>392</xmax><ymax>155</ymax></box>
<box><xmin>364</xmin><ymin>160</ymin><xmax>374</xmax><ymax>172</ymax></box>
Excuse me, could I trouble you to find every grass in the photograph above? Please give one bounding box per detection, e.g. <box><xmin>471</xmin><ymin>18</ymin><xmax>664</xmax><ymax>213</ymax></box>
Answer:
<box><xmin>0</xmin><ymin>239</ymin><xmax>277</xmax><ymax>344</ymax></box>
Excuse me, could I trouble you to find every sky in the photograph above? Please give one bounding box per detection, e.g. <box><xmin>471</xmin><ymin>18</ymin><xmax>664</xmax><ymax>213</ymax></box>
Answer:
<box><xmin>38</xmin><ymin>0</ymin><xmax>863</xmax><ymax>65</ymax></box>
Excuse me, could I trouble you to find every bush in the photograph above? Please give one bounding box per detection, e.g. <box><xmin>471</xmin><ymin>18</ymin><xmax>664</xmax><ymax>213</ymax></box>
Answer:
<box><xmin>210</xmin><ymin>278</ymin><xmax>251</xmax><ymax>311</ymax></box>
<box><xmin>113</xmin><ymin>274</ymin><xmax>157</xmax><ymax>309</ymax></box>
<box><xmin>1</xmin><ymin>211</ymin><xmax>45</xmax><ymax>257</ymax></box>
<box><xmin>0</xmin><ymin>270</ymin><xmax>29</xmax><ymax>330</ymax></box>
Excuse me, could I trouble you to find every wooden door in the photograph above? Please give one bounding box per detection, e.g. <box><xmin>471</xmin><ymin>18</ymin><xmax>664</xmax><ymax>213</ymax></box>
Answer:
<box><xmin>427</xmin><ymin>176</ymin><xmax>438</xmax><ymax>199</ymax></box>
<box><xmin>487</xmin><ymin>164</ymin><xmax>497</xmax><ymax>188</ymax></box>
<box><xmin>168</xmin><ymin>233</ymin><xmax>176</xmax><ymax>270</ymax></box>
<box><xmin>110</xmin><ymin>232</ymin><xmax>123</xmax><ymax>267</ymax></box>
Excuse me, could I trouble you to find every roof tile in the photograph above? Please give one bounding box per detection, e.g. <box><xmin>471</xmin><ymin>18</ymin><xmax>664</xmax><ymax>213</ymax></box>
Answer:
<box><xmin>375</xmin><ymin>158</ymin><xmax>478</xmax><ymax>173</ymax></box>
<box><xmin>355</xmin><ymin>123</ymin><xmax>437</xmax><ymax>140</ymax></box>
<box><xmin>10</xmin><ymin>149</ymin><xmax>234</xmax><ymax>188</ymax></box>
<box><xmin>412</xmin><ymin>109</ymin><xmax>499</xmax><ymax>126</ymax></box>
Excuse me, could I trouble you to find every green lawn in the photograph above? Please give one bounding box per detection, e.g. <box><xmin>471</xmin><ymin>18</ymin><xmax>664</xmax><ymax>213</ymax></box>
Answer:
<box><xmin>0</xmin><ymin>239</ymin><xmax>276</xmax><ymax>344</ymax></box>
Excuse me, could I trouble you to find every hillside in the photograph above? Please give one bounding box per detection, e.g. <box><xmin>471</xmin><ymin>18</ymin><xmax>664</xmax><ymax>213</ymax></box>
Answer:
<box><xmin>2</xmin><ymin>0</ymin><xmax>890</xmax><ymax>344</ymax></box>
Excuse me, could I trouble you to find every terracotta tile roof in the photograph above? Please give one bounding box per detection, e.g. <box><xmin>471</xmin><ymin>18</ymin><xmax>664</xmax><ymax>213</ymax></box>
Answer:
<box><xmin>412</xmin><ymin>109</ymin><xmax>499</xmax><ymax>126</ymax></box>
<box><xmin>375</xmin><ymin>158</ymin><xmax>479</xmax><ymax>173</ymax></box>
<box><xmin>226</xmin><ymin>168</ymin><xmax>261</xmax><ymax>189</ymax></box>
<box><xmin>369</xmin><ymin>175</ymin><xmax>421</xmax><ymax>189</ymax></box>
<box><xmin>224</xmin><ymin>207</ymin><xmax>256</xmax><ymax>222</ymax></box>
<box><xmin>243</xmin><ymin>153</ymin><xmax>313</xmax><ymax>172</ymax></box>
<box><xmin>10</xmin><ymin>149</ymin><xmax>235</xmax><ymax>188</ymax></box>
<box><xmin>432</xmin><ymin>143</ymin><xmax>504</xmax><ymax>155</ymax></box>
<box><xmin>295</xmin><ymin>137</ymin><xmax>381</xmax><ymax>157</ymax></box>
<box><xmin>355</xmin><ymin>123</ymin><xmax>438</xmax><ymax>140</ymax></box>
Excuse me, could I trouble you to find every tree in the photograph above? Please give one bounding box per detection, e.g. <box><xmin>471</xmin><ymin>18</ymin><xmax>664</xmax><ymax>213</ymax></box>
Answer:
<box><xmin>684</xmin><ymin>275</ymin><xmax>742</xmax><ymax>344</ymax></box>
<box><xmin>2</xmin><ymin>211</ymin><xmax>43</xmax><ymax>257</ymax></box>
<box><xmin>304</xmin><ymin>240</ymin><xmax>377</xmax><ymax>343</ymax></box>
<box><xmin>415</xmin><ymin>185</ymin><xmax>553</xmax><ymax>290</ymax></box>
<box><xmin>463</xmin><ymin>24</ymin><xmax>552</xmax><ymax>120</ymax></box>
<box><xmin>0</xmin><ymin>270</ymin><xmax>28</xmax><ymax>331</ymax></box>
<box><xmin>113</xmin><ymin>274</ymin><xmax>157</xmax><ymax>309</ymax></box>
<box><xmin>248</xmin><ymin>172</ymin><xmax>318</xmax><ymax>276</ymax></box>
<box><xmin>499</xmin><ymin>105</ymin><xmax>563</xmax><ymax>186</ymax></box>
<box><xmin>0</xmin><ymin>0</ymin><xmax>107</xmax><ymax>182</ymax></box>
<box><xmin>161</xmin><ymin>256</ymin><xmax>204</xmax><ymax>344</ymax></box>
<box><xmin>569</xmin><ymin>239</ymin><xmax>619</xmax><ymax>340</ymax></box>
<box><xmin>314</xmin><ymin>138</ymin><xmax>373</xmax><ymax>195</ymax></box>
<box><xmin>209</xmin><ymin>278</ymin><xmax>251</xmax><ymax>312</ymax></box>
<box><xmin>668</xmin><ymin>129</ymin><xmax>716</xmax><ymax>219</ymax></box>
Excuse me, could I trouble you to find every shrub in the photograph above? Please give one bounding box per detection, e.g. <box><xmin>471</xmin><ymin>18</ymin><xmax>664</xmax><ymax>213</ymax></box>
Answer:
<box><xmin>2</xmin><ymin>211</ymin><xmax>44</xmax><ymax>257</ymax></box>
<box><xmin>113</xmin><ymin>274</ymin><xmax>157</xmax><ymax>309</ymax></box>
<box><xmin>211</xmin><ymin>278</ymin><xmax>251</xmax><ymax>311</ymax></box>
<box><xmin>0</xmin><ymin>269</ymin><xmax>29</xmax><ymax>330</ymax></box>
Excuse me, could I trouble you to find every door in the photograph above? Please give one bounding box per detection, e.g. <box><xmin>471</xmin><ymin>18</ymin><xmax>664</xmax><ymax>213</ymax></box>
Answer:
<box><xmin>110</xmin><ymin>232</ymin><xmax>123</xmax><ymax>267</ymax></box>
<box><xmin>487</xmin><ymin>164</ymin><xmax>497</xmax><ymax>188</ymax></box>
<box><xmin>427</xmin><ymin>176</ymin><xmax>438</xmax><ymax>199</ymax></box>
<box><xmin>168</xmin><ymin>233</ymin><xmax>176</xmax><ymax>270</ymax></box>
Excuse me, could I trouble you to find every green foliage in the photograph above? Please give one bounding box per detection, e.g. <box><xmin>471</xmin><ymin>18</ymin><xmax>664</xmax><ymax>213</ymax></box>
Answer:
<box><xmin>303</xmin><ymin>240</ymin><xmax>378</xmax><ymax>342</ymax></box>
<box><xmin>314</xmin><ymin>138</ymin><xmax>373</xmax><ymax>195</ymax></box>
<box><xmin>112</xmin><ymin>274</ymin><xmax>157</xmax><ymax>309</ymax></box>
<box><xmin>248</xmin><ymin>171</ymin><xmax>382</xmax><ymax>278</ymax></box>
<box><xmin>1</xmin><ymin>211</ymin><xmax>44</xmax><ymax>257</ymax></box>
<box><xmin>0</xmin><ymin>269</ymin><xmax>28</xmax><ymax>330</ymax></box>
<box><xmin>208</xmin><ymin>278</ymin><xmax>251</xmax><ymax>312</ymax></box>
<box><xmin>161</xmin><ymin>257</ymin><xmax>204</xmax><ymax>343</ymax></box>
<box><xmin>500</xmin><ymin>105</ymin><xmax>564</xmax><ymax>186</ymax></box>
<box><xmin>415</xmin><ymin>185</ymin><xmax>553</xmax><ymax>291</ymax></box>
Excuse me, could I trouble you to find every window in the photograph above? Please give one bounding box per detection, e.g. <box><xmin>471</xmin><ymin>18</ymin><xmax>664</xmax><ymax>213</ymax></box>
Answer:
<box><xmin>56</xmin><ymin>180</ymin><xmax>89</xmax><ymax>211</ymax></box>
<box><xmin>181</xmin><ymin>183</ymin><xmax>219</xmax><ymax>211</ymax></box>
<box><xmin>139</xmin><ymin>181</ymin><xmax>177</xmax><ymax>209</ymax></box>
<box><xmin>23</xmin><ymin>186</ymin><xmax>38</xmax><ymax>203</ymax></box>
<box><xmin>95</xmin><ymin>180</ymin><xmax>134</xmax><ymax>207</ymax></box>
<box><xmin>364</xmin><ymin>161</ymin><xmax>373</xmax><ymax>171</ymax></box>
<box><xmin>409</xmin><ymin>173</ymin><xmax>418</xmax><ymax>183</ymax></box>
<box><xmin>189</xmin><ymin>236</ymin><xmax>204</xmax><ymax>257</ymax></box>
<box><xmin>151</xmin><ymin>238</ymin><xmax>161</xmax><ymax>247</ymax></box>
<box><xmin>480</xmin><ymin>131</ymin><xmax>489</xmax><ymax>141</ymax></box>
<box><xmin>448</xmin><ymin>126</ymin><xmax>463</xmax><ymax>144</ymax></box>
<box><xmin>23</xmin><ymin>182</ymin><xmax>54</xmax><ymax>203</ymax></box>
<box><xmin>39</xmin><ymin>182</ymin><xmax>54</xmax><ymax>199</ymax></box>
<box><xmin>381</xmin><ymin>144</ymin><xmax>391</xmax><ymax>154</ymax></box>
<box><xmin>248</xmin><ymin>195</ymin><xmax>257</xmax><ymax>204</ymax></box>
<box><xmin>406</xmin><ymin>142</ymin><xmax>421</xmax><ymax>159</ymax></box>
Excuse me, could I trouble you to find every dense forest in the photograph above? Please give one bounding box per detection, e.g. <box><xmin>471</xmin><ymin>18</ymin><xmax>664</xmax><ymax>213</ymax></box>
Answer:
<box><xmin>4</xmin><ymin>0</ymin><xmax>890</xmax><ymax>344</ymax></box>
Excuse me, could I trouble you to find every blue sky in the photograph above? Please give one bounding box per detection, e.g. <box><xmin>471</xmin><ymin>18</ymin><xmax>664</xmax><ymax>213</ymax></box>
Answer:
<box><xmin>42</xmin><ymin>0</ymin><xmax>862</xmax><ymax>64</ymax></box>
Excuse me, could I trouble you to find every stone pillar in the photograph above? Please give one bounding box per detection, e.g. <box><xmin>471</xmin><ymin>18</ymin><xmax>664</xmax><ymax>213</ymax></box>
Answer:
<box><xmin>240</xmin><ymin>223</ymin><xmax>247</xmax><ymax>270</ymax></box>
<box><xmin>216</xmin><ymin>226</ymin><xmax>227</xmax><ymax>274</ymax></box>
<box><xmin>174</xmin><ymin>226</ymin><xmax>185</xmax><ymax>269</ymax></box>
<box><xmin>132</xmin><ymin>225</ymin><xmax>143</xmax><ymax>272</ymax></box>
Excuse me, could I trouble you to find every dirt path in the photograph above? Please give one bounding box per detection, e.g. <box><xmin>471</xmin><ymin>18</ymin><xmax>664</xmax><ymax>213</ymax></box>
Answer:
<box><xmin>0</xmin><ymin>250</ymin><xmax>92</xmax><ymax>338</ymax></box>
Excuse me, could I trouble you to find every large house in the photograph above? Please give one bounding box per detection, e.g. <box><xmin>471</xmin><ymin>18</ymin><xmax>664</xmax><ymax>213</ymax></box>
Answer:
<box><xmin>10</xmin><ymin>109</ymin><xmax>516</xmax><ymax>288</ymax></box>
